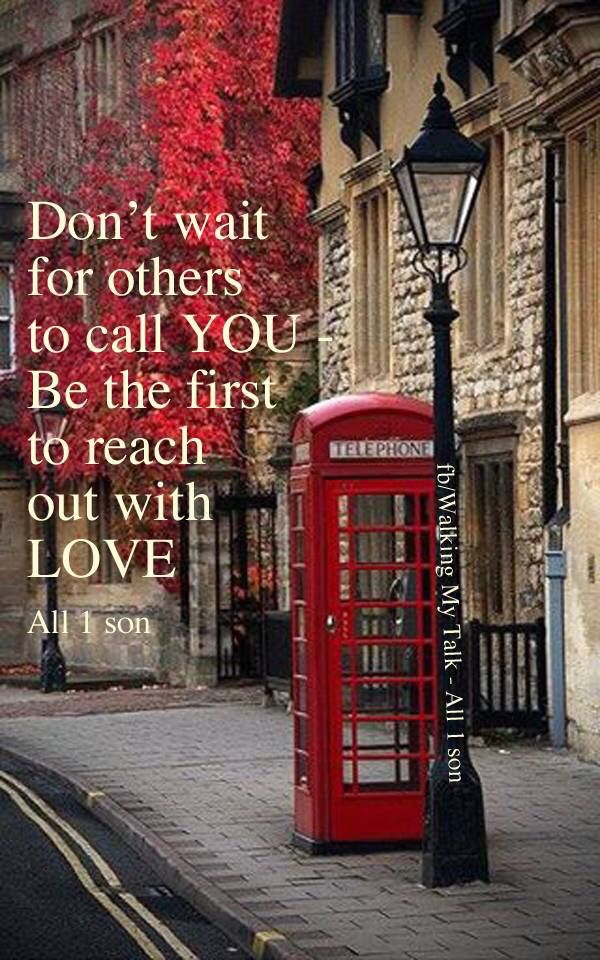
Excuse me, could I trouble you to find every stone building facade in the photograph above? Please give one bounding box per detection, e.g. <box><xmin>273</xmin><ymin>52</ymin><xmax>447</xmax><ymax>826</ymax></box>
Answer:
<box><xmin>276</xmin><ymin>0</ymin><xmax>600</xmax><ymax>760</ymax></box>
<box><xmin>503</xmin><ymin>2</ymin><xmax>600</xmax><ymax>763</ymax></box>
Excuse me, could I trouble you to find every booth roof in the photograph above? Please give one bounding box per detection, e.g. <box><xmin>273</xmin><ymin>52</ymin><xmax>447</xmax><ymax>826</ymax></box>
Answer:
<box><xmin>294</xmin><ymin>393</ymin><xmax>433</xmax><ymax>434</ymax></box>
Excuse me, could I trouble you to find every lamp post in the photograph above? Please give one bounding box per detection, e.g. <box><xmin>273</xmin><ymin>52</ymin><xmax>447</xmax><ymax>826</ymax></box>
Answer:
<box><xmin>32</xmin><ymin>398</ymin><xmax>70</xmax><ymax>694</ymax></box>
<box><xmin>391</xmin><ymin>74</ymin><xmax>489</xmax><ymax>887</ymax></box>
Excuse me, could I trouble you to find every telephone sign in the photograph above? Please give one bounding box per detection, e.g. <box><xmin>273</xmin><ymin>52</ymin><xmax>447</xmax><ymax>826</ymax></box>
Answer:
<box><xmin>329</xmin><ymin>439</ymin><xmax>433</xmax><ymax>459</ymax></box>
<box><xmin>290</xmin><ymin>393</ymin><xmax>437</xmax><ymax>852</ymax></box>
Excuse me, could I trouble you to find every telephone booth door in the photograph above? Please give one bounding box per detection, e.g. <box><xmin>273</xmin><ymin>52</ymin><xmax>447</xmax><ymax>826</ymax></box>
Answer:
<box><xmin>324</xmin><ymin>477</ymin><xmax>436</xmax><ymax>844</ymax></box>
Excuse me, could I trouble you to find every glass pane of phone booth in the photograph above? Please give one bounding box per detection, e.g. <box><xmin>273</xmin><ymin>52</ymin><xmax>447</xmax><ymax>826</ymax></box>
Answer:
<box><xmin>336</xmin><ymin>487</ymin><xmax>435</xmax><ymax>794</ymax></box>
<box><xmin>291</xmin><ymin>490</ymin><xmax>309</xmax><ymax>791</ymax></box>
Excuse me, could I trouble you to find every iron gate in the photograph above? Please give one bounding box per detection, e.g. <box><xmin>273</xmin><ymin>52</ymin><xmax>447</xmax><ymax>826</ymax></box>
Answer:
<box><xmin>214</xmin><ymin>484</ymin><xmax>278</xmax><ymax>681</ymax></box>
<box><xmin>469</xmin><ymin>618</ymin><xmax>548</xmax><ymax>734</ymax></box>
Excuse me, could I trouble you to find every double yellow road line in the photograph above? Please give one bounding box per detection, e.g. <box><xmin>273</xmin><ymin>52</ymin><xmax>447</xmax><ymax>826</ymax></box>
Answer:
<box><xmin>0</xmin><ymin>769</ymin><xmax>201</xmax><ymax>960</ymax></box>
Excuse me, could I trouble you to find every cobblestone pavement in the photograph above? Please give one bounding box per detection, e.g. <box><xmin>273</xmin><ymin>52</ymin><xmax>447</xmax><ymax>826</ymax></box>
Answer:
<box><xmin>0</xmin><ymin>702</ymin><xmax>598</xmax><ymax>960</ymax></box>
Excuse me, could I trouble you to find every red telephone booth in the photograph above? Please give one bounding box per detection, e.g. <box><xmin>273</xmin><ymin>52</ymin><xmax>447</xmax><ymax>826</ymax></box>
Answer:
<box><xmin>290</xmin><ymin>393</ymin><xmax>437</xmax><ymax>852</ymax></box>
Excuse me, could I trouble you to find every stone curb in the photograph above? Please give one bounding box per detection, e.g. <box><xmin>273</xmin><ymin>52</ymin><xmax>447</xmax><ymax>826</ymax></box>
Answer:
<box><xmin>0</xmin><ymin>745</ymin><xmax>313</xmax><ymax>960</ymax></box>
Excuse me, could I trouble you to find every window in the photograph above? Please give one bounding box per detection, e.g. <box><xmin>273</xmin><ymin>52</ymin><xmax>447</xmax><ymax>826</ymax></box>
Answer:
<box><xmin>335</xmin><ymin>0</ymin><xmax>386</xmax><ymax>87</ymax></box>
<box><xmin>0</xmin><ymin>263</ymin><xmax>15</xmax><ymax>372</ymax></box>
<box><xmin>89</xmin><ymin>477</ymin><xmax>128</xmax><ymax>583</ymax></box>
<box><xmin>435</xmin><ymin>0</ymin><xmax>499</xmax><ymax>99</ymax></box>
<box><xmin>0</xmin><ymin>70</ymin><xmax>15</xmax><ymax>166</ymax></box>
<box><xmin>568</xmin><ymin>120</ymin><xmax>600</xmax><ymax>397</ymax></box>
<box><xmin>460</xmin><ymin>133</ymin><xmax>505</xmax><ymax>351</ymax></box>
<box><xmin>84</xmin><ymin>24</ymin><xmax>122</xmax><ymax>125</ymax></box>
<box><xmin>331</xmin><ymin>0</ymin><xmax>388</xmax><ymax>160</ymax></box>
<box><xmin>499</xmin><ymin>0</ymin><xmax>527</xmax><ymax>36</ymax></box>
<box><xmin>353</xmin><ymin>189</ymin><xmax>390</xmax><ymax>383</ymax></box>
<box><xmin>466</xmin><ymin>448</ymin><xmax>515</xmax><ymax>622</ymax></box>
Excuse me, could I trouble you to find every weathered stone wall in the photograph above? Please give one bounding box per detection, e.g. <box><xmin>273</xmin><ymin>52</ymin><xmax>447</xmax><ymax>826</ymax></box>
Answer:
<box><xmin>317</xmin><ymin>125</ymin><xmax>546</xmax><ymax>623</ymax></box>
<box><xmin>456</xmin><ymin>128</ymin><xmax>546</xmax><ymax>619</ymax></box>
<box><xmin>498</xmin><ymin>0</ymin><xmax>600</xmax><ymax>762</ymax></box>
<box><xmin>246</xmin><ymin>325</ymin><xmax>319</xmax><ymax>486</ymax></box>
<box><xmin>319</xmin><ymin>214</ymin><xmax>352</xmax><ymax>398</ymax></box>
<box><xmin>389</xmin><ymin>198</ymin><xmax>433</xmax><ymax>401</ymax></box>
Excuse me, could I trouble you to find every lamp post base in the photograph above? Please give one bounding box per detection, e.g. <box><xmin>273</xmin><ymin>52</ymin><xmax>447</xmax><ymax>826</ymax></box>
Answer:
<box><xmin>422</xmin><ymin>755</ymin><xmax>489</xmax><ymax>888</ymax></box>
<box><xmin>40</xmin><ymin>638</ymin><xmax>67</xmax><ymax>694</ymax></box>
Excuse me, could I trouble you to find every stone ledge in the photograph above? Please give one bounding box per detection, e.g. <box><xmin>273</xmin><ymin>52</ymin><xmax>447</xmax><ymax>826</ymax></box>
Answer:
<box><xmin>339</xmin><ymin>149</ymin><xmax>391</xmax><ymax>187</ymax></box>
<box><xmin>307</xmin><ymin>199</ymin><xmax>347</xmax><ymax>228</ymax></box>
<box><xmin>457</xmin><ymin>409</ymin><xmax>525</xmax><ymax>437</ymax></box>
<box><xmin>564</xmin><ymin>390</ymin><xmax>600</xmax><ymax>428</ymax></box>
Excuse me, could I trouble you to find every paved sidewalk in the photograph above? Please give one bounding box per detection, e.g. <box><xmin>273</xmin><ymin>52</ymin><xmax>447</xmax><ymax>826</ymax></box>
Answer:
<box><xmin>0</xmin><ymin>682</ymin><xmax>262</xmax><ymax>718</ymax></box>
<box><xmin>0</xmin><ymin>701</ymin><xmax>599</xmax><ymax>960</ymax></box>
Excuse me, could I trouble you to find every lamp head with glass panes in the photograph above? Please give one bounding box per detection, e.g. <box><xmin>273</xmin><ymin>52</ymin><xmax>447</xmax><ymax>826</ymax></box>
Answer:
<box><xmin>391</xmin><ymin>74</ymin><xmax>487</xmax><ymax>278</ymax></box>
<box><xmin>33</xmin><ymin>397</ymin><xmax>70</xmax><ymax>446</ymax></box>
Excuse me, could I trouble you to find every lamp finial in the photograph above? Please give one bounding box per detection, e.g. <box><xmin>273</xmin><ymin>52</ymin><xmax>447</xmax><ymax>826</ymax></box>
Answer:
<box><xmin>422</xmin><ymin>73</ymin><xmax>456</xmax><ymax>132</ymax></box>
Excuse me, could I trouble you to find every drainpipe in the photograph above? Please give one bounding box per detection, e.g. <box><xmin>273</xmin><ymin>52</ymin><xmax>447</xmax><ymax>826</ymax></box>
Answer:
<box><xmin>555</xmin><ymin>140</ymin><xmax>570</xmax><ymax>514</ymax></box>
<box><xmin>545</xmin><ymin>522</ymin><xmax>567</xmax><ymax>748</ymax></box>
<box><xmin>540</xmin><ymin>133</ymin><xmax>569</xmax><ymax>748</ymax></box>
<box><xmin>542</xmin><ymin>146</ymin><xmax>558</xmax><ymax>523</ymax></box>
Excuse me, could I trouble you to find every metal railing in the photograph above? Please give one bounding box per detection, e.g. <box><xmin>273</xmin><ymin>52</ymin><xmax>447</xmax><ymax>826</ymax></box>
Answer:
<box><xmin>469</xmin><ymin>618</ymin><xmax>547</xmax><ymax>734</ymax></box>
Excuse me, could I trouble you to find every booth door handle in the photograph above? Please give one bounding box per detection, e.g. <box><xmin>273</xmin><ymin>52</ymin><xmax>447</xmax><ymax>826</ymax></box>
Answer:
<box><xmin>325</xmin><ymin>614</ymin><xmax>337</xmax><ymax>633</ymax></box>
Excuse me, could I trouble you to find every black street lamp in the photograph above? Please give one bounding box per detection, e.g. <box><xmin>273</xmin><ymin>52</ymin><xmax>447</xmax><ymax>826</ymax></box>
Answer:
<box><xmin>392</xmin><ymin>74</ymin><xmax>489</xmax><ymax>887</ymax></box>
<box><xmin>32</xmin><ymin>398</ymin><xmax>70</xmax><ymax>694</ymax></box>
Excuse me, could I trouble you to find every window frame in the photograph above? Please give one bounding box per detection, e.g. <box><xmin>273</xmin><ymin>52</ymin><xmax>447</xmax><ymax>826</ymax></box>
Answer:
<box><xmin>0</xmin><ymin>261</ymin><xmax>16</xmax><ymax>374</ymax></box>
<box><xmin>351</xmin><ymin>185</ymin><xmax>392</xmax><ymax>387</ymax></box>
<box><xmin>567</xmin><ymin>119</ymin><xmax>600</xmax><ymax>398</ymax></box>
<box><xmin>335</xmin><ymin>0</ymin><xmax>387</xmax><ymax>89</ymax></box>
<box><xmin>0</xmin><ymin>66</ymin><xmax>15</xmax><ymax>168</ymax></box>
<box><xmin>458</xmin><ymin>130</ymin><xmax>506</xmax><ymax>354</ymax></box>
<box><xmin>434</xmin><ymin>0</ymin><xmax>499</xmax><ymax>100</ymax></box>
<box><xmin>330</xmin><ymin>0</ymin><xmax>389</xmax><ymax>161</ymax></box>
<box><xmin>79</xmin><ymin>18</ymin><xmax>123</xmax><ymax>131</ymax></box>
<box><xmin>462</xmin><ymin>431</ymin><xmax>518</xmax><ymax>623</ymax></box>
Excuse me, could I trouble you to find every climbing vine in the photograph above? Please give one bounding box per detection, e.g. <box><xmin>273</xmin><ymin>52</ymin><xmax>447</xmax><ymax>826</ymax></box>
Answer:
<box><xmin>1</xmin><ymin>0</ymin><xmax>319</xmax><ymax>577</ymax></box>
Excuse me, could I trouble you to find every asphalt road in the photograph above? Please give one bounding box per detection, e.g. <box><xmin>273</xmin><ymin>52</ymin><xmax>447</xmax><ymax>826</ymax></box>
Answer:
<box><xmin>0</xmin><ymin>755</ymin><xmax>248</xmax><ymax>960</ymax></box>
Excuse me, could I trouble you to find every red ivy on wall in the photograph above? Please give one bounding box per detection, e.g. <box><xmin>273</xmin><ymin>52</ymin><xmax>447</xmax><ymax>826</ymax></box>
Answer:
<box><xmin>1</xmin><ymin>0</ymin><xmax>319</xmax><ymax>568</ymax></box>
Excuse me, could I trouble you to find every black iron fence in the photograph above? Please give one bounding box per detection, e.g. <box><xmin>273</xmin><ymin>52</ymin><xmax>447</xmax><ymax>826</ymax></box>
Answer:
<box><xmin>469</xmin><ymin>618</ymin><xmax>547</xmax><ymax>735</ymax></box>
<box><xmin>214</xmin><ymin>484</ymin><xmax>278</xmax><ymax>681</ymax></box>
